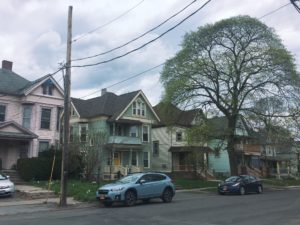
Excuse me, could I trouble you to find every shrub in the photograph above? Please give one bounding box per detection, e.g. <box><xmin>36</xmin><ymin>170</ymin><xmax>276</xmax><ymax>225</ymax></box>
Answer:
<box><xmin>17</xmin><ymin>150</ymin><xmax>61</xmax><ymax>181</ymax></box>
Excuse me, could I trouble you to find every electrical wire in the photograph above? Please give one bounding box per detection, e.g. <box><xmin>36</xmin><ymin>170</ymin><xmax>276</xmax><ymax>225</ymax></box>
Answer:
<box><xmin>72</xmin><ymin>0</ymin><xmax>198</xmax><ymax>61</ymax></box>
<box><xmin>259</xmin><ymin>2</ymin><xmax>291</xmax><ymax>19</ymax></box>
<box><xmin>290</xmin><ymin>0</ymin><xmax>300</xmax><ymax>13</ymax></box>
<box><xmin>80</xmin><ymin>62</ymin><xmax>164</xmax><ymax>99</ymax></box>
<box><xmin>72</xmin><ymin>0</ymin><xmax>145</xmax><ymax>43</ymax></box>
<box><xmin>71</xmin><ymin>0</ymin><xmax>212</xmax><ymax>68</ymax></box>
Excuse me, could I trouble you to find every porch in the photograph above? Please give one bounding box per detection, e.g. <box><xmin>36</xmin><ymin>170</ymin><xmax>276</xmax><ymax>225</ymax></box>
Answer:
<box><xmin>169</xmin><ymin>146</ymin><xmax>213</xmax><ymax>178</ymax></box>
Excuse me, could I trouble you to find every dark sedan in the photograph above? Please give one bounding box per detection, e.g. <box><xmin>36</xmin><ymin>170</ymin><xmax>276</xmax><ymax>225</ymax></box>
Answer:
<box><xmin>218</xmin><ymin>175</ymin><xmax>263</xmax><ymax>195</ymax></box>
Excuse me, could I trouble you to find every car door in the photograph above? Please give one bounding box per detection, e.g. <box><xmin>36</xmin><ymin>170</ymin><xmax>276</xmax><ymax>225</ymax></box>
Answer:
<box><xmin>135</xmin><ymin>174</ymin><xmax>154</xmax><ymax>199</ymax></box>
<box><xmin>151</xmin><ymin>174</ymin><xmax>167</xmax><ymax>197</ymax></box>
<box><xmin>248</xmin><ymin>176</ymin><xmax>259</xmax><ymax>192</ymax></box>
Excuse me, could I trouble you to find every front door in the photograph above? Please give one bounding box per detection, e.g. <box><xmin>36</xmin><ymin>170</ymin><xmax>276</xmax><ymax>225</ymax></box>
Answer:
<box><xmin>113</xmin><ymin>152</ymin><xmax>121</xmax><ymax>166</ymax></box>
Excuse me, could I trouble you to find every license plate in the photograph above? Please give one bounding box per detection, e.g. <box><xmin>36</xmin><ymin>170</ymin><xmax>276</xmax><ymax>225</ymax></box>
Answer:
<box><xmin>99</xmin><ymin>194</ymin><xmax>105</xmax><ymax>200</ymax></box>
<box><xmin>223</xmin><ymin>186</ymin><xmax>227</xmax><ymax>191</ymax></box>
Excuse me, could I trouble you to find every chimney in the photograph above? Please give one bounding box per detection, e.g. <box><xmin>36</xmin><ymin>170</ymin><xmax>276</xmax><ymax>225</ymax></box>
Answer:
<box><xmin>2</xmin><ymin>60</ymin><xmax>13</xmax><ymax>71</ymax></box>
<box><xmin>101</xmin><ymin>88</ymin><xmax>107</xmax><ymax>96</ymax></box>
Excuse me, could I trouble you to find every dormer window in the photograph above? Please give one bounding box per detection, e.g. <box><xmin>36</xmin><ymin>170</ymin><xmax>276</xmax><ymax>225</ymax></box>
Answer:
<box><xmin>42</xmin><ymin>79</ymin><xmax>54</xmax><ymax>96</ymax></box>
<box><xmin>132</xmin><ymin>98</ymin><xmax>146</xmax><ymax>117</ymax></box>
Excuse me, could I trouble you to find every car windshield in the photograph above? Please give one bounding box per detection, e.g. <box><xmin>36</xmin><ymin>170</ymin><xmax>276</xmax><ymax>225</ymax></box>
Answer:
<box><xmin>117</xmin><ymin>174</ymin><xmax>141</xmax><ymax>184</ymax></box>
<box><xmin>0</xmin><ymin>173</ymin><xmax>7</xmax><ymax>180</ymax></box>
<box><xmin>225</xmin><ymin>176</ymin><xmax>240</xmax><ymax>182</ymax></box>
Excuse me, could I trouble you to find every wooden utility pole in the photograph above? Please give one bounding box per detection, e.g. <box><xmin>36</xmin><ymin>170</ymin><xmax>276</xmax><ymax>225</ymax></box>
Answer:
<box><xmin>60</xmin><ymin>5</ymin><xmax>73</xmax><ymax>207</ymax></box>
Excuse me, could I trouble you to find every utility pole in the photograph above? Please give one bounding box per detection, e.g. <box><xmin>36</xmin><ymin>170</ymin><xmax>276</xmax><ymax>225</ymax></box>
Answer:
<box><xmin>60</xmin><ymin>5</ymin><xmax>73</xmax><ymax>207</ymax></box>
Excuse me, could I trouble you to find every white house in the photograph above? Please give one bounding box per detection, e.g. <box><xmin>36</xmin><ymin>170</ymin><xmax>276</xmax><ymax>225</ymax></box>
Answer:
<box><xmin>0</xmin><ymin>60</ymin><xmax>64</xmax><ymax>170</ymax></box>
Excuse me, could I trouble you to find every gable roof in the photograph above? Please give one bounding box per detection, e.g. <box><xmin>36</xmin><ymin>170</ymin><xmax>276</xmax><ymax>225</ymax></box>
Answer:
<box><xmin>0</xmin><ymin>121</ymin><xmax>38</xmax><ymax>140</ymax></box>
<box><xmin>0</xmin><ymin>68</ymin><xmax>63</xmax><ymax>96</ymax></box>
<box><xmin>72</xmin><ymin>90</ymin><xmax>152</xmax><ymax>120</ymax></box>
<box><xmin>0</xmin><ymin>68</ymin><xmax>31</xmax><ymax>95</ymax></box>
<box><xmin>153</xmin><ymin>102</ymin><xmax>201</xmax><ymax>127</ymax></box>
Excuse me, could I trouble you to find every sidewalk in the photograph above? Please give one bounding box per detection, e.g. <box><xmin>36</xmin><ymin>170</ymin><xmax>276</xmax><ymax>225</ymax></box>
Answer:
<box><xmin>0</xmin><ymin>185</ymin><xmax>81</xmax><ymax>207</ymax></box>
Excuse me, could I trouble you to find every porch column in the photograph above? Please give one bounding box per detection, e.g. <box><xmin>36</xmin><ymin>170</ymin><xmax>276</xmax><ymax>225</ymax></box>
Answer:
<box><xmin>276</xmin><ymin>161</ymin><xmax>281</xmax><ymax>179</ymax></box>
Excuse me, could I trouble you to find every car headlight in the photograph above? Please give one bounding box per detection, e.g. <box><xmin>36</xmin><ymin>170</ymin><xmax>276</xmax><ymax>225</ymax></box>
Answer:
<box><xmin>232</xmin><ymin>183</ymin><xmax>240</xmax><ymax>187</ymax></box>
<box><xmin>110</xmin><ymin>187</ymin><xmax>125</xmax><ymax>192</ymax></box>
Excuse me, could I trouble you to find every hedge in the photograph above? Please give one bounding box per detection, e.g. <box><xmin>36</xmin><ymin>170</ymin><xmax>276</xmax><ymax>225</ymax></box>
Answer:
<box><xmin>17</xmin><ymin>151</ymin><xmax>61</xmax><ymax>181</ymax></box>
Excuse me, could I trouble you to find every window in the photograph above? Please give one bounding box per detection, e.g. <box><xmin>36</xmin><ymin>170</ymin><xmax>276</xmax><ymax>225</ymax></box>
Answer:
<box><xmin>109</xmin><ymin>124</ymin><xmax>114</xmax><ymax>136</ymax></box>
<box><xmin>132</xmin><ymin>99</ymin><xmax>146</xmax><ymax>117</ymax></box>
<box><xmin>142</xmin><ymin>125</ymin><xmax>149</xmax><ymax>142</ymax></box>
<box><xmin>143</xmin><ymin>152</ymin><xmax>149</xmax><ymax>168</ymax></box>
<box><xmin>71</xmin><ymin>107</ymin><xmax>76</xmax><ymax>117</ymax></box>
<box><xmin>129</xmin><ymin>126</ymin><xmax>138</xmax><ymax>137</ymax></box>
<box><xmin>39</xmin><ymin>141</ymin><xmax>49</xmax><ymax>155</ymax></box>
<box><xmin>153</xmin><ymin>141</ymin><xmax>159</xmax><ymax>156</ymax></box>
<box><xmin>116</xmin><ymin>124</ymin><xmax>122</xmax><ymax>136</ymax></box>
<box><xmin>69</xmin><ymin>126</ymin><xmax>74</xmax><ymax>142</ymax></box>
<box><xmin>176</xmin><ymin>131</ymin><xmax>183</xmax><ymax>142</ymax></box>
<box><xmin>56</xmin><ymin>107</ymin><xmax>62</xmax><ymax>131</ymax></box>
<box><xmin>131</xmin><ymin>151</ymin><xmax>137</xmax><ymax>166</ymax></box>
<box><xmin>0</xmin><ymin>105</ymin><xmax>6</xmax><ymax>122</ymax></box>
<box><xmin>42</xmin><ymin>79</ymin><xmax>54</xmax><ymax>96</ymax></box>
<box><xmin>22</xmin><ymin>105</ymin><xmax>32</xmax><ymax>129</ymax></box>
<box><xmin>80</xmin><ymin>124</ymin><xmax>88</xmax><ymax>142</ymax></box>
<box><xmin>40</xmin><ymin>108</ymin><xmax>51</xmax><ymax>129</ymax></box>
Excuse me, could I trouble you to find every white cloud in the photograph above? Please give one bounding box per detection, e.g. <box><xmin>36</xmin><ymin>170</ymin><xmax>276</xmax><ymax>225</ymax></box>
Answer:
<box><xmin>1</xmin><ymin>0</ymin><xmax>299</xmax><ymax>104</ymax></box>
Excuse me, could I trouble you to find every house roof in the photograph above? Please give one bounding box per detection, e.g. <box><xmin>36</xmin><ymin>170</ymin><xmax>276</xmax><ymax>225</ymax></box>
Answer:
<box><xmin>71</xmin><ymin>90</ymin><xmax>141</xmax><ymax>119</ymax></box>
<box><xmin>0</xmin><ymin>68</ymin><xmax>63</xmax><ymax>96</ymax></box>
<box><xmin>0</xmin><ymin>121</ymin><xmax>38</xmax><ymax>140</ymax></box>
<box><xmin>153</xmin><ymin>102</ymin><xmax>201</xmax><ymax>127</ymax></box>
<box><xmin>0</xmin><ymin>68</ymin><xmax>31</xmax><ymax>95</ymax></box>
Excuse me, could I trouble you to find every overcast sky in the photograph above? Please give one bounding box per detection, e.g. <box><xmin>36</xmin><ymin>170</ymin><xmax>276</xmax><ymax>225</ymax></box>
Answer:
<box><xmin>1</xmin><ymin>0</ymin><xmax>299</xmax><ymax>105</ymax></box>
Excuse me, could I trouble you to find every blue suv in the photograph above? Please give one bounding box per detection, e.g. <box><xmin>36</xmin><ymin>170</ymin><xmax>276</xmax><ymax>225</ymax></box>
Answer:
<box><xmin>96</xmin><ymin>172</ymin><xmax>175</xmax><ymax>207</ymax></box>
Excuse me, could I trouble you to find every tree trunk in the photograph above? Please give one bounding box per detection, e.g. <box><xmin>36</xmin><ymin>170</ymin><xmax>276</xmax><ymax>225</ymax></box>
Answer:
<box><xmin>227</xmin><ymin>117</ymin><xmax>238</xmax><ymax>175</ymax></box>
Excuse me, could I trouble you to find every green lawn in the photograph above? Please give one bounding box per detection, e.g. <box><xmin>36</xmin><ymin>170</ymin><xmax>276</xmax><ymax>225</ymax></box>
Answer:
<box><xmin>174</xmin><ymin>179</ymin><xmax>219</xmax><ymax>189</ymax></box>
<box><xmin>31</xmin><ymin>179</ymin><xmax>109</xmax><ymax>202</ymax></box>
<box><xmin>263</xmin><ymin>178</ymin><xmax>300</xmax><ymax>187</ymax></box>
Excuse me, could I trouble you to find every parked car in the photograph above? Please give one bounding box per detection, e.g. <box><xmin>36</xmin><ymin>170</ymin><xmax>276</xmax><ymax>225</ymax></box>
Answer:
<box><xmin>218</xmin><ymin>175</ymin><xmax>263</xmax><ymax>195</ymax></box>
<box><xmin>0</xmin><ymin>172</ymin><xmax>15</xmax><ymax>197</ymax></box>
<box><xmin>96</xmin><ymin>172</ymin><xmax>176</xmax><ymax>207</ymax></box>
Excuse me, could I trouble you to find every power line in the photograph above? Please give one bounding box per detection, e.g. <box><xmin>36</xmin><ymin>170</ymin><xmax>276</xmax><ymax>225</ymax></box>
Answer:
<box><xmin>72</xmin><ymin>0</ymin><xmax>145</xmax><ymax>43</ymax></box>
<box><xmin>80</xmin><ymin>62</ymin><xmax>165</xmax><ymax>99</ymax></box>
<box><xmin>71</xmin><ymin>0</ymin><xmax>212</xmax><ymax>68</ymax></box>
<box><xmin>72</xmin><ymin>0</ymin><xmax>198</xmax><ymax>62</ymax></box>
<box><xmin>259</xmin><ymin>2</ymin><xmax>291</xmax><ymax>19</ymax></box>
<box><xmin>290</xmin><ymin>0</ymin><xmax>300</xmax><ymax>13</ymax></box>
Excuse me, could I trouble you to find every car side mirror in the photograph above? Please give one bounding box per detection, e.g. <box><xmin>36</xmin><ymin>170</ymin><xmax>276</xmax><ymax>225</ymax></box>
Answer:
<box><xmin>6</xmin><ymin>175</ymin><xmax>10</xmax><ymax>179</ymax></box>
<box><xmin>139</xmin><ymin>179</ymin><xmax>146</xmax><ymax>185</ymax></box>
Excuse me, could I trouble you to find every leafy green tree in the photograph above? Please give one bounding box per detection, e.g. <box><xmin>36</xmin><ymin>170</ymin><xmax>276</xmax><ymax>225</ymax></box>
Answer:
<box><xmin>161</xmin><ymin>16</ymin><xmax>300</xmax><ymax>175</ymax></box>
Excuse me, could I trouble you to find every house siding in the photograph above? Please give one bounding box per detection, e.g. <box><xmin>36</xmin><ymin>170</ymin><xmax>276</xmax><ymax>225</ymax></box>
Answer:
<box><xmin>0</xmin><ymin>78</ymin><xmax>63</xmax><ymax>169</ymax></box>
<box><xmin>208</xmin><ymin>139</ymin><xmax>230</xmax><ymax>174</ymax></box>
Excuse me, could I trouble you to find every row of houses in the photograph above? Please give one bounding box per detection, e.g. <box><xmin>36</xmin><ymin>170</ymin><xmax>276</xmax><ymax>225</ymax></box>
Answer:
<box><xmin>1</xmin><ymin>60</ymin><xmax>299</xmax><ymax>179</ymax></box>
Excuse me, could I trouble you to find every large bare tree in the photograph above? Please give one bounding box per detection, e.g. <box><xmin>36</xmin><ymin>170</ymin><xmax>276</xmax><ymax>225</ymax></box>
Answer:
<box><xmin>161</xmin><ymin>16</ymin><xmax>300</xmax><ymax>175</ymax></box>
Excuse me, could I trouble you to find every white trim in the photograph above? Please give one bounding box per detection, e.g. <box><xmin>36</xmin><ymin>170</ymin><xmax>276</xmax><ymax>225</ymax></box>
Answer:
<box><xmin>116</xmin><ymin>90</ymin><xmax>160</xmax><ymax>122</ymax></box>
<box><xmin>24</xmin><ymin>75</ymin><xmax>64</xmax><ymax>96</ymax></box>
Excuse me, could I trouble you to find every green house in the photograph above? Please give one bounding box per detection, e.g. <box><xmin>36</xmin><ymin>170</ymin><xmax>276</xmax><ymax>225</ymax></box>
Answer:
<box><xmin>71</xmin><ymin>89</ymin><xmax>160</xmax><ymax>180</ymax></box>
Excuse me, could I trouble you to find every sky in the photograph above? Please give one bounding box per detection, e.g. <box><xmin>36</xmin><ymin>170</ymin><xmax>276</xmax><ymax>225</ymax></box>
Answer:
<box><xmin>0</xmin><ymin>0</ymin><xmax>299</xmax><ymax>105</ymax></box>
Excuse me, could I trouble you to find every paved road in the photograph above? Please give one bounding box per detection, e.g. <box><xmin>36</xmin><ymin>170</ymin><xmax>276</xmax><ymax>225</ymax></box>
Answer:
<box><xmin>1</xmin><ymin>188</ymin><xmax>300</xmax><ymax>225</ymax></box>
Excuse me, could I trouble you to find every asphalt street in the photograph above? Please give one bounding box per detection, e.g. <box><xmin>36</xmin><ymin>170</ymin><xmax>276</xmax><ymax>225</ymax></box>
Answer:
<box><xmin>1</xmin><ymin>188</ymin><xmax>300</xmax><ymax>225</ymax></box>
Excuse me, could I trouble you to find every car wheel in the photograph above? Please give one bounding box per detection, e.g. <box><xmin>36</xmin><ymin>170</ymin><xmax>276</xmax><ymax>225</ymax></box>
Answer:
<box><xmin>103</xmin><ymin>201</ymin><xmax>113</xmax><ymax>207</ymax></box>
<box><xmin>124</xmin><ymin>190</ymin><xmax>137</xmax><ymax>207</ymax></box>
<box><xmin>257</xmin><ymin>185</ymin><xmax>263</xmax><ymax>194</ymax></box>
<box><xmin>239</xmin><ymin>186</ymin><xmax>246</xmax><ymax>195</ymax></box>
<box><xmin>218</xmin><ymin>191</ymin><xmax>224</xmax><ymax>195</ymax></box>
<box><xmin>162</xmin><ymin>188</ymin><xmax>173</xmax><ymax>203</ymax></box>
